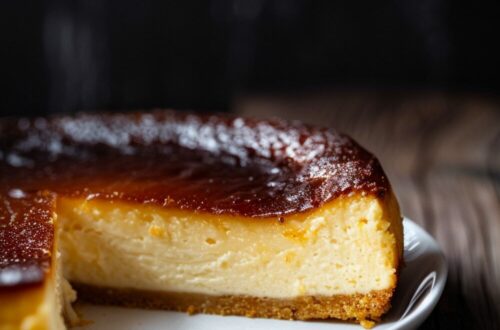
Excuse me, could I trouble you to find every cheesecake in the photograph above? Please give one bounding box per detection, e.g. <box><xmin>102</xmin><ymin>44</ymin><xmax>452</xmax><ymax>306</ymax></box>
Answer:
<box><xmin>0</xmin><ymin>111</ymin><xmax>403</xmax><ymax>329</ymax></box>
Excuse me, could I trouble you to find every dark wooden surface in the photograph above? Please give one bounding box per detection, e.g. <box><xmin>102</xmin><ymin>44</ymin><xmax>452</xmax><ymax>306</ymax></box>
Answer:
<box><xmin>237</xmin><ymin>91</ymin><xmax>500</xmax><ymax>329</ymax></box>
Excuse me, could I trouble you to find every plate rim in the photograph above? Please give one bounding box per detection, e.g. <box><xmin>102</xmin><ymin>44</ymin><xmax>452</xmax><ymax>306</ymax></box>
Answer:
<box><xmin>384</xmin><ymin>218</ymin><xmax>448</xmax><ymax>330</ymax></box>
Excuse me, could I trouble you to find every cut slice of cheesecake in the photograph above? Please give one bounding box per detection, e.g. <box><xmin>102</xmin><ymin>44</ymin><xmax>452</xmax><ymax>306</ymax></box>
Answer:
<box><xmin>0</xmin><ymin>111</ymin><xmax>403</xmax><ymax>329</ymax></box>
<box><xmin>0</xmin><ymin>192</ymin><xmax>76</xmax><ymax>330</ymax></box>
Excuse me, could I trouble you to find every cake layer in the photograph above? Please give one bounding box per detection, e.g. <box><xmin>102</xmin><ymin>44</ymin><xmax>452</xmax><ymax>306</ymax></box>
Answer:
<box><xmin>0</xmin><ymin>285</ymin><xmax>49</xmax><ymax>330</ymax></box>
<box><xmin>0</xmin><ymin>272</ymin><xmax>67</xmax><ymax>330</ymax></box>
<box><xmin>58</xmin><ymin>192</ymin><xmax>401</xmax><ymax>301</ymax></box>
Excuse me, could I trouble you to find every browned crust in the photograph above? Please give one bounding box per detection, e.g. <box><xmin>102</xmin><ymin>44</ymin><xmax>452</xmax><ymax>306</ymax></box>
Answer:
<box><xmin>73</xmin><ymin>283</ymin><xmax>394</xmax><ymax>324</ymax></box>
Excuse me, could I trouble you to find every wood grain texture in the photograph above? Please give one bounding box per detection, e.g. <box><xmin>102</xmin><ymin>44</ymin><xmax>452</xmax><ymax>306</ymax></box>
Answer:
<box><xmin>236</xmin><ymin>91</ymin><xmax>500</xmax><ymax>329</ymax></box>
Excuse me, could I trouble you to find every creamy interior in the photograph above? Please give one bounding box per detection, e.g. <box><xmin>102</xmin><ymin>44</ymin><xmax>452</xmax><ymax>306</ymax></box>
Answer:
<box><xmin>58</xmin><ymin>194</ymin><xmax>401</xmax><ymax>299</ymax></box>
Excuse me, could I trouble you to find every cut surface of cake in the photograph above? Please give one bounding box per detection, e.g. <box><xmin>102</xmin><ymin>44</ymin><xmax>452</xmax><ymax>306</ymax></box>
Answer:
<box><xmin>0</xmin><ymin>111</ymin><xmax>403</xmax><ymax>329</ymax></box>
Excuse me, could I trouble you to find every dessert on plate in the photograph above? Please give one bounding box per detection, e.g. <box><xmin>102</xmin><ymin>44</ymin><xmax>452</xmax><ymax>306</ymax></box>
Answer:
<box><xmin>0</xmin><ymin>111</ymin><xmax>403</xmax><ymax>329</ymax></box>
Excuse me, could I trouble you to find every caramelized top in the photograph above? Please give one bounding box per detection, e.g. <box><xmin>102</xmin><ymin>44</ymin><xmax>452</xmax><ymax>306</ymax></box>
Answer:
<box><xmin>0</xmin><ymin>110</ymin><xmax>389</xmax><ymax>289</ymax></box>
<box><xmin>0</xmin><ymin>192</ymin><xmax>55</xmax><ymax>289</ymax></box>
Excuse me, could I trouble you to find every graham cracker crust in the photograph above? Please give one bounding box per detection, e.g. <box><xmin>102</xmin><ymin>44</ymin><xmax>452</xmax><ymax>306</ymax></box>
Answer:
<box><xmin>73</xmin><ymin>283</ymin><xmax>394</xmax><ymax>326</ymax></box>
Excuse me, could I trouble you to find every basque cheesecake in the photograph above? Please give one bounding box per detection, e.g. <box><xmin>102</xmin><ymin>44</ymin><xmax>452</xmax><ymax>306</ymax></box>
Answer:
<box><xmin>0</xmin><ymin>111</ymin><xmax>403</xmax><ymax>329</ymax></box>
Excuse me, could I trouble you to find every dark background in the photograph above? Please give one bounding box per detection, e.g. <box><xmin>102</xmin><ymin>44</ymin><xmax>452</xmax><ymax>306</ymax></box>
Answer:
<box><xmin>1</xmin><ymin>0</ymin><xmax>500</xmax><ymax>116</ymax></box>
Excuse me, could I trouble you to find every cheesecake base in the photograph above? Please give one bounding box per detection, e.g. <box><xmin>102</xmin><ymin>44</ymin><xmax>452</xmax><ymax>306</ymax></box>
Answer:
<box><xmin>74</xmin><ymin>283</ymin><xmax>393</xmax><ymax>323</ymax></box>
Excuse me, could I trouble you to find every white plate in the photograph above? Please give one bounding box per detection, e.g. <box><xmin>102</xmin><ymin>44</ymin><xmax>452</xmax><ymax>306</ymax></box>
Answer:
<box><xmin>79</xmin><ymin>218</ymin><xmax>447</xmax><ymax>330</ymax></box>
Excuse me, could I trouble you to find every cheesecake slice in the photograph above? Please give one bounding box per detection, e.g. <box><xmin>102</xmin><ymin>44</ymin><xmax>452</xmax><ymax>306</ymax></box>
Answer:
<box><xmin>0</xmin><ymin>111</ymin><xmax>403</xmax><ymax>329</ymax></box>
